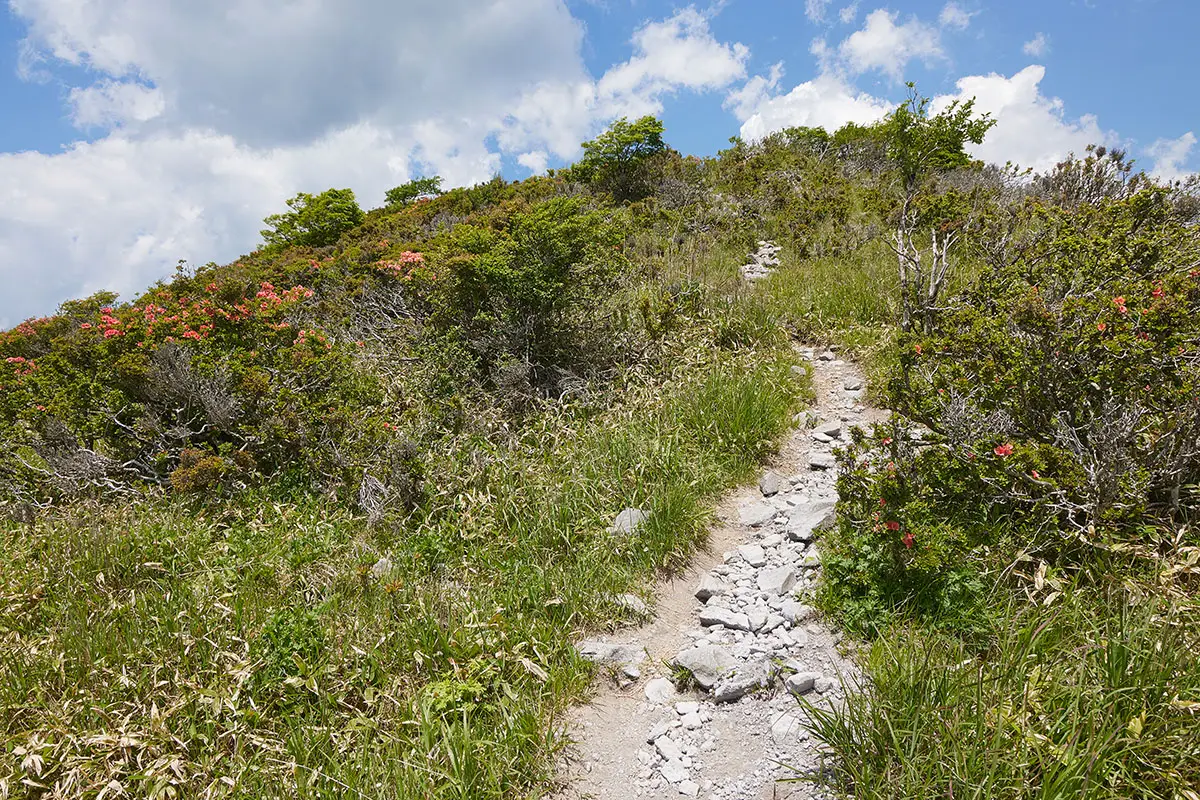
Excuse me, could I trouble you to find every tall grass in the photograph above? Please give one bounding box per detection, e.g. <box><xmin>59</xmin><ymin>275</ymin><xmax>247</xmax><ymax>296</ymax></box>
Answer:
<box><xmin>0</xmin><ymin>345</ymin><xmax>804</xmax><ymax>798</ymax></box>
<box><xmin>804</xmin><ymin>589</ymin><xmax>1200</xmax><ymax>800</ymax></box>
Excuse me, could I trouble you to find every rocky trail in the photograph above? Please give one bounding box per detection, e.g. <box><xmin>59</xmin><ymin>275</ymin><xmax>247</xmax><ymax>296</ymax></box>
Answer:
<box><xmin>554</xmin><ymin>242</ymin><xmax>888</xmax><ymax>800</ymax></box>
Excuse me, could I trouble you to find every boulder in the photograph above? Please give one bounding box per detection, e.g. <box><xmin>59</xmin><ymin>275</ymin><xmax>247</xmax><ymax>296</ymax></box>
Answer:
<box><xmin>736</xmin><ymin>544</ymin><xmax>767</xmax><ymax>567</ymax></box>
<box><xmin>699</xmin><ymin>606</ymin><xmax>751</xmax><ymax>632</ymax></box>
<box><xmin>713</xmin><ymin>659</ymin><xmax>774</xmax><ymax>703</ymax></box>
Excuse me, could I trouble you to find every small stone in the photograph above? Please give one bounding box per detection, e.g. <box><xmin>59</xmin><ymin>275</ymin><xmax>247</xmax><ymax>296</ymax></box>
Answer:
<box><xmin>646</xmin><ymin>720</ymin><xmax>674</xmax><ymax>743</ymax></box>
<box><xmin>699</xmin><ymin>606</ymin><xmax>752</xmax><ymax>632</ymax></box>
<box><xmin>712</xmin><ymin>659</ymin><xmax>774</xmax><ymax>703</ymax></box>
<box><xmin>738</xmin><ymin>501</ymin><xmax>777</xmax><ymax>528</ymax></box>
<box><xmin>694</xmin><ymin>574</ymin><xmax>728</xmax><ymax>602</ymax></box>
<box><xmin>645</xmin><ymin>677</ymin><xmax>678</xmax><ymax>705</ymax></box>
<box><xmin>760</xmin><ymin>533</ymin><xmax>783</xmax><ymax>547</ymax></box>
<box><xmin>762</xmin><ymin>614</ymin><xmax>785</xmax><ymax>633</ymax></box>
<box><xmin>756</xmin><ymin>566</ymin><xmax>797</xmax><ymax>595</ymax></box>
<box><xmin>616</xmin><ymin>593</ymin><xmax>649</xmax><ymax>615</ymax></box>
<box><xmin>660</xmin><ymin>758</ymin><xmax>688</xmax><ymax>783</ymax></box>
<box><xmin>655</xmin><ymin>736</ymin><xmax>684</xmax><ymax>762</ymax></box>
<box><xmin>813</xmin><ymin>420</ymin><xmax>842</xmax><ymax>439</ymax></box>
<box><xmin>781</xmin><ymin>601</ymin><xmax>815</xmax><ymax>624</ymax></box>
<box><xmin>785</xmin><ymin>672</ymin><xmax>822</xmax><ymax>696</ymax></box>
<box><xmin>675</xmin><ymin>701</ymin><xmax>700</xmax><ymax>715</ymax></box>
<box><xmin>800</xmin><ymin>546</ymin><xmax>822</xmax><ymax>567</ymax></box>
<box><xmin>680</xmin><ymin>712</ymin><xmax>703</xmax><ymax>730</ymax></box>
<box><xmin>577</xmin><ymin>641</ymin><xmax>646</xmax><ymax>666</ymax></box>
<box><xmin>843</xmin><ymin>378</ymin><xmax>864</xmax><ymax>391</ymax></box>
<box><xmin>622</xmin><ymin>664</ymin><xmax>640</xmax><ymax>679</ymax></box>
<box><xmin>770</xmin><ymin>710</ymin><xmax>807</xmax><ymax>744</ymax></box>
<box><xmin>817</xmin><ymin>350</ymin><xmax>835</xmax><ymax>361</ymax></box>
<box><xmin>370</xmin><ymin>556</ymin><xmax>393</xmax><ymax>577</ymax></box>
<box><xmin>812</xmin><ymin>431</ymin><xmax>833</xmax><ymax>444</ymax></box>
<box><xmin>747</xmin><ymin>607</ymin><xmax>769</xmax><ymax>632</ymax></box>
<box><xmin>809</xmin><ymin>453</ymin><xmax>836</xmax><ymax>471</ymax></box>
<box><xmin>610</xmin><ymin>508</ymin><xmax>648</xmax><ymax>536</ymax></box>
<box><xmin>678</xmin><ymin>779</ymin><xmax>700</xmax><ymax>797</ymax></box>
<box><xmin>786</xmin><ymin>503</ymin><xmax>837</xmax><ymax>543</ymax></box>
<box><xmin>673</xmin><ymin>645</ymin><xmax>738</xmax><ymax>689</ymax></box>
<box><xmin>759</xmin><ymin>470</ymin><xmax>783</xmax><ymax>497</ymax></box>
<box><xmin>815</xmin><ymin>676</ymin><xmax>838</xmax><ymax>693</ymax></box>
<box><xmin>736</xmin><ymin>544</ymin><xmax>767</xmax><ymax>567</ymax></box>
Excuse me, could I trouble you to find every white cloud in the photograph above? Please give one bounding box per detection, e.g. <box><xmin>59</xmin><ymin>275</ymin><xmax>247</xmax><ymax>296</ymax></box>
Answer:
<box><xmin>938</xmin><ymin>2</ymin><xmax>973</xmax><ymax>30</ymax></box>
<box><xmin>932</xmin><ymin>65</ymin><xmax>1115</xmax><ymax>173</ymax></box>
<box><xmin>517</xmin><ymin>151</ymin><xmax>550</xmax><ymax>174</ymax></box>
<box><xmin>597</xmin><ymin>8</ymin><xmax>748</xmax><ymax>101</ymax></box>
<box><xmin>68</xmin><ymin>79</ymin><xmax>165</xmax><ymax>128</ymax></box>
<box><xmin>11</xmin><ymin>0</ymin><xmax>588</xmax><ymax>146</ymax></box>
<box><xmin>806</xmin><ymin>0</ymin><xmax>832</xmax><ymax>23</ymax></box>
<box><xmin>1023</xmin><ymin>32</ymin><xmax>1050</xmax><ymax>57</ymax></box>
<box><xmin>724</xmin><ymin>62</ymin><xmax>785</xmax><ymax>122</ymax></box>
<box><xmin>838</xmin><ymin>3</ymin><xmax>860</xmax><ymax>24</ymax></box>
<box><xmin>1146</xmin><ymin>132</ymin><xmax>1197</xmax><ymax>182</ymax></box>
<box><xmin>0</xmin><ymin>2</ymin><xmax>752</xmax><ymax>326</ymax></box>
<box><xmin>838</xmin><ymin>9</ymin><xmax>944</xmax><ymax>81</ymax></box>
<box><xmin>736</xmin><ymin>72</ymin><xmax>892</xmax><ymax>141</ymax></box>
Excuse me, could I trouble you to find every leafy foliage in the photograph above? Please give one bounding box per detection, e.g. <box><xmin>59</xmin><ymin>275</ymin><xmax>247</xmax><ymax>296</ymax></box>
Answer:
<box><xmin>261</xmin><ymin>187</ymin><xmax>365</xmax><ymax>248</ymax></box>
<box><xmin>385</xmin><ymin>175</ymin><xmax>444</xmax><ymax>207</ymax></box>
<box><xmin>566</xmin><ymin>115</ymin><xmax>667</xmax><ymax>202</ymax></box>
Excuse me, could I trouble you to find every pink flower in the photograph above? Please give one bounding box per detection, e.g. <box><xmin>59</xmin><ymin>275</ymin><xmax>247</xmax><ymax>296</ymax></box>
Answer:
<box><xmin>914</xmin><ymin>344</ymin><xmax>923</xmax><ymax>355</ymax></box>
<box><xmin>994</xmin><ymin>443</ymin><xmax>1014</xmax><ymax>457</ymax></box>
<box><xmin>1096</xmin><ymin>322</ymin><xmax>1107</xmax><ymax>332</ymax></box>
<box><xmin>80</xmin><ymin>322</ymin><xmax>93</xmax><ymax>330</ymax></box>
<box><xmin>1031</xmin><ymin>470</ymin><xmax>1040</xmax><ymax>479</ymax></box>
<box><xmin>885</xmin><ymin>521</ymin><xmax>900</xmax><ymax>531</ymax></box>
<box><xmin>902</xmin><ymin>532</ymin><xmax>914</xmax><ymax>549</ymax></box>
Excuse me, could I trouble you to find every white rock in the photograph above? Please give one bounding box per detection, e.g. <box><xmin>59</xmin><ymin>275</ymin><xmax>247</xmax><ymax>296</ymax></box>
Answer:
<box><xmin>809</xmin><ymin>453</ymin><xmax>836</xmax><ymax>471</ymax></box>
<box><xmin>678</xmin><ymin>779</ymin><xmax>700</xmax><ymax>797</ymax></box>
<box><xmin>759</xmin><ymin>470</ymin><xmax>783</xmax><ymax>497</ymax></box>
<box><xmin>814</xmin><ymin>420</ymin><xmax>842</xmax><ymax>439</ymax></box>
<box><xmin>785</xmin><ymin>671</ymin><xmax>822</xmax><ymax>696</ymax></box>
<box><xmin>660</xmin><ymin>758</ymin><xmax>688</xmax><ymax>783</ymax></box>
<box><xmin>738</xmin><ymin>501</ymin><xmax>777</xmax><ymax>527</ymax></box>
<box><xmin>645</xmin><ymin>677</ymin><xmax>678</xmax><ymax>705</ymax></box>
<box><xmin>781</xmin><ymin>601</ymin><xmax>815</xmax><ymax>624</ymax></box>
<box><xmin>737</xmin><ymin>545</ymin><xmax>767</xmax><ymax>567</ymax></box>
<box><xmin>756</xmin><ymin>566</ymin><xmax>797</xmax><ymax>595</ymax></box>
<box><xmin>747</xmin><ymin>607</ymin><xmax>769</xmax><ymax>632</ymax></box>
<box><xmin>680</xmin><ymin>712</ymin><xmax>703</xmax><ymax>730</ymax></box>
<box><xmin>699</xmin><ymin>606</ymin><xmax>751</xmax><ymax>632</ymax></box>
<box><xmin>655</xmin><ymin>736</ymin><xmax>683</xmax><ymax>762</ymax></box>
<box><xmin>673</xmin><ymin>645</ymin><xmax>738</xmax><ymax>689</ymax></box>
<box><xmin>610</xmin><ymin>508</ymin><xmax>648</xmax><ymax>535</ymax></box>
<box><xmin>674</xmin><ymin>701</ymin><xmax>700</xmax><ymax>715</ymax></box>
<box><xmin>646</xmin><ymin>720</ymin><xmax>674</xmax><ymax>743</ymax></box>
<box><xmin>694</xmin><ymin>574</ymin><xmax>728</xmax><ymax>602</ymax></box>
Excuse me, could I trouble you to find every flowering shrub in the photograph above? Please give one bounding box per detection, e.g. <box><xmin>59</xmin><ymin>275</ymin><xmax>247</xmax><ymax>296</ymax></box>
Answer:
<box><xmin>822</xmin><ymin>188</ymin><xmax>1200</xmax><ymax>634</ymax></box>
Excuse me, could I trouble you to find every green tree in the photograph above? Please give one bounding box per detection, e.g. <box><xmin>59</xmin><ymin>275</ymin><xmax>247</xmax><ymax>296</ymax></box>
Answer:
<box><xmin>881</xmin><ymin>84</ymin><xmax>995</xmax><ymax>194</ymax></box>
<box><xmin>568</xmin><ymin>116</ymin><xmax>668</xmax><ymax>203</ymax></box>
<box><xmin>260</xmin><ymin>188</ymin><xmax>365</xmax><ymax>248</ymax></box>
<box><xmin>385</xmin><ymin>176</ymin><xmax>443</xmax><ymax>208</ymax></box>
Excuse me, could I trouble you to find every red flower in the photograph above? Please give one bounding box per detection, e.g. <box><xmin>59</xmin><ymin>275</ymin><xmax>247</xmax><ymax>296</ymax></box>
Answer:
<box><xmin>80</xmin><ymin>322</ymin><xmax>93</xmax><ymax>330</ymax></box>
<box><xmin>1152</xmin><ymin>285</ymin><xmax>1164</xmax><ymax>298</ymax></box>
<box><xmin>914</xmin><ymin>344</ymin><xmax>923</xmax><ymax>355</ymax></box>
<box><xmin>885</xmin><ymin>521</ymin><xmax>901</xmax><ymax>531</ymax></box>
<box><xmin>902</xmin><ymin>531</ymin><xmax>914</xmax><ymax>549</ymax></box>
<box><xmin>1031</xmin><ymin>470</ymin><xmax>1040</xmax><ymax>479</ymax></box>
<box><xmin>1096</xmin><ymin>322</ymin><xmax>1107</xmax><ymax>332</ymax></box>
<box><xmin>994</xmin><ymin>443</ymin><xmax>1014</xmax><ymax>457</ymax></box>
<box><xmin>1113</xmin><ymin>296</ymin><xmax>1126</xmax><ymax>307</ymax></box>
<box><xmin>881</xmin><ymin>437</ymin><xmax>893</xmax><ymax>446</ymax></box>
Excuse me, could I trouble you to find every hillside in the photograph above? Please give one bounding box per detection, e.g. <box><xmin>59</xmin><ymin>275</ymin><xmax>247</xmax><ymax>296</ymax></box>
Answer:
<box><xmin>2</xmin><ymin>103</ymin><xmax>1199</xmax><ymax>799</ymax></box>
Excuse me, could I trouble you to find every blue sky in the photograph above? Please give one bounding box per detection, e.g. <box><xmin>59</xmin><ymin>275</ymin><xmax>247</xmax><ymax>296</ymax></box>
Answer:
<box><xmin>1</xmin><ymin>0</ymin><xmax>1196</xmax><ymax>327</ymax></box>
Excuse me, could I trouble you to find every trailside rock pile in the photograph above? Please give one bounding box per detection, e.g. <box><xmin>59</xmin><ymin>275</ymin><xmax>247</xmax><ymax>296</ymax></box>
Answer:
<box><xmin>740</xmin><ymin>241</ymin><xmax>781</xmax><ymax>281</ymax></box>
<box><xmin>570</xmin><ymin>347</ymin><xmax>874</xmax><ymax>799</ymax></box>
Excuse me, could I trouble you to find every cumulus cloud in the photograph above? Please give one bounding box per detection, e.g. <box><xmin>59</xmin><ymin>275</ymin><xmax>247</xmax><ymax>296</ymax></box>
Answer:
<box><xmin>68</xmin><ymin>79</ymin><xmax>164</xmax><ymax>128</ymax></box>
<box><xmin>11</xmin><ymin>0</ymin><xmax>588</xmax><ymax>146</ymax></box>
<box><xmin>932</xmin><ymin>65</ymin><xmax>1115</xmax><ymax>173</ymax></box>
<box><xmin>1146</xmin><ymin>132</ymin><xmax>1197</xmax><ymax>182</ymax></box>
<box><xmin>0</xmin><ymin>2</ymin><xmax>753</xmax><ymax>326</ymax></box>
<box><xmin>736</xmin><ymin>72</ymin><xmax>892</xmax><ymax>141</ymax></box>
<box><xmin>1023</xmin><ymin>32</ymin><xmax>1050</xmax><ymax>57</ymax></box>
<box><xmin>838</xmin><ymin>9</ymin><xmax>944</xmax><ymax>81</ymax></box>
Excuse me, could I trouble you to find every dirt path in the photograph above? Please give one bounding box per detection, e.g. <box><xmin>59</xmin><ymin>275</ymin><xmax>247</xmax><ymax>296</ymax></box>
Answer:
<box><xmin>554</xmin><ymin>333</ymin><xmax>888</xmax><ymax>800</ymax></box>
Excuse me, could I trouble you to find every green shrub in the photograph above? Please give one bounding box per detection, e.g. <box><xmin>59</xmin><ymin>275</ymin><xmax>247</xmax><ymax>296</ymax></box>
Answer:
<box><xmin>260</xmin><ymin>187</ymin><xmax>365</xmax><ymax>248</ymax></box>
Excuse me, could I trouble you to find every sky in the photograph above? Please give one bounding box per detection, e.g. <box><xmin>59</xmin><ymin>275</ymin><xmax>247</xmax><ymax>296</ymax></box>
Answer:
<box><xmin>1</xmin><ymin>0</ymin><xmax>1196</xmax><ymax>328</ymax></box>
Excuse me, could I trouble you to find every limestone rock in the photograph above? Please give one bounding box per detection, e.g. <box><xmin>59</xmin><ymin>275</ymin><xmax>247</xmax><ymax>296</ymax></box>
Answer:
<box><xmin>759</xmin><ymin>470</ymin><xmax>783</xmax><ymax>497</ymax></box>
<box><xmin>645</xmin><ymin>677</ymin><xmax>678</xmax><ymax>705</ymax></box>
<box><xmin>673</xmin><ymin>645</ymin><xmax>738</xmax><ymax>689</ymax></box>
<box><xmin>738</xmin><ymin>501</ymin><xmax>777</xmax><ymax>528</ymax></box>
<box><xmin>694</xmin><ymin>574</ymin><xmax>728</xmax><ymax>602</ymax></box>
<box><xmin>756</xmin><ymin>566</ymin><xmax>797</xmax><ymax>595</ymax></box>
<box><xmin>736</xmin><ymin>544</ymin><xmax>767</xmax><ymax>567</ymax></box>
<box><xmin>785</xmin><ymin>671</ymin><xmax>822</xmax><ymax>696</ymax></box>
<box><xmin>699</xmin><ymin>606</ymin><xmax>751</xmax><ymax>632</ymax></box>
<box><xmin>712</xmin><ymin>659</ymin><xmax>774</xmax><ymax>703</ymax></box>
<box><xmin>610</xmin><ymin>508</ymin><xmax>648</xmax><ymax>536</ymax></box>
